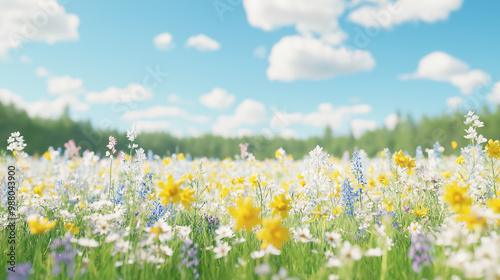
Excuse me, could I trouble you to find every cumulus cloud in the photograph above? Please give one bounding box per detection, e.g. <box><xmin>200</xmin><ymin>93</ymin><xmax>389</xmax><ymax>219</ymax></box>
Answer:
<box><xmin>186</xmin><ymin>34</ymin><xmax>220</xmax><ymax>52</ymax></box>
<box><xmin>199</xmin><ymin>88</ymin><xmax>235</xmax><ymax>110</ymax></box>
<box><xmin>280</xmin><ymin>128</ymin><xmax>298</xmax><ymax>139</ymax></box>
<box><xmin>36</xmin><ymin>67</ymin><xmax>50</xmax><ymax>77</ymax></box>
<box><xmin>302</xmin><ymin>103</ymin><xmax>372</xmax><ymax>131</ymax></box>
<box><xmin>350</xmin><ymin>119</ymin><xmax>377</xmax><ymax>138</ymax></box>
<box><xmin>0</xmin><ymin>0</ymin><xmax>80</xmax><ymax>59</ymax></box>
<box><xmin>86</xmin><ymin>84</ymin><xmax>153</xmax><ymax>103</ymax></box>
<box><xmin>348</xmin><ymin>0</ymin><xmax>463</xmax><ymax>28</ymax></box>
<box><xmin>0</xmin><ymin>88</ymin><xmax>88</xmax><ymax>118</ymax></box>
<box><xmin>446</xmin><ymin>96</ymin><xmax>464</xmax><ymax>109</ymax></box>
<box><xmin>121</xmin><ymin>105</ymin><xmax>210</xmax><ymax>124</ymax></box>
<box><xmin>153</xmin><ymin>32</ymin><xmax>174</xmax><ymax>51</ymax></box>
<box><xmin>487</xmin><ymin>82</ymin><xmax>500</xmax><ymax>104</ymax></box>
<box><xmin>243</xmin><ymin>0</ymin><xmax>347</xmax><ymax>44</ymax></box>
<box><xmin>384</xmin><ymin>113</ymin><xmax>398</xmax><ymax>130</ymax></box>
<box><xmin>254</xmin><ymin>45</ymin><xmax>267</xmax><ymax>59</ymax></box>
<box><xmin>267</xmin><ymin>36</ymin><xmax>375</xmax><ymax>81</ymax></box>
<box><xmin>212</xmin><ymin>99</ymin><xmax>266</xmax><ymax>137</ymax></box>
<box><xmin>134</xmin><ymin>121</ymin><xmax>171</xmax><ymax>133</ymax></box>
<box><xmin>401</xmin><ymin>51</ymin><xmax>490</xmax><ymax>95</ymax></box>
<box><xmin>47</xmin><ymin>75</ymin><xmax>84</xmax><ymax>95</ymax></box>
<box><xmin>270</xmin><ymin>112</ymin><xmax>302</xmax><ymax>128</ymax></box>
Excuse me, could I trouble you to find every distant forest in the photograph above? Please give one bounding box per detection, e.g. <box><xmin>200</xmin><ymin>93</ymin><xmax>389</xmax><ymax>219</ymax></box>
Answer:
<box><xmin>1</xmin><ymin>102</ymin><xmax>499</xmax><ymax>159</ymax></box>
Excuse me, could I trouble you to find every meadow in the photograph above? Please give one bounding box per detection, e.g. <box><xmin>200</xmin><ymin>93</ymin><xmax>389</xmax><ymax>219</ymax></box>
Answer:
<box><xmin>1</xmin><ymin>110</ymin><xmax>500</xmax><ymax>280</ymax></box>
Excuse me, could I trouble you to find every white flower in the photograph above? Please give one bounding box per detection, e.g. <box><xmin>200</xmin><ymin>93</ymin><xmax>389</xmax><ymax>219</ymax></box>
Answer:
<box><xmin>476</xmin><ymin>134</ymin><xmax>487</xmax><ymax>144</ymax></box>
<box><xmin>325</xmin><ymin>257</ymin><xmax>342</xmax><ymax>268</ymax></box>
<box><xmin>340</xmin><ymin>241</ymin><xmax>362</xmax><ymax>261</ymax></box>
<box><xmin>250</xmin><ymin>250</ymin><xmax>266</xmax><ymax>259</ymax></box>
<box><xmin>127</xmin><ymin>123</ymin><xmax>137</xmax><ymax>142</ymax></box>
<box><xmin>408</xmin><ymin>222</ymin><xmax>422</xmax><ymax>236</ymax></box>
<box><xmin>325</xmin><ymin>231</ymin><xmax>342</xmax><ymax>247</ymax></box>
<box><xmin>77</xmin><ymin>238</ymin><xmax>99</xmax><ymax>247</ymax></box>
<box><xmin>293</xmin><ymin>227</ymin><xmax>312</xmax><ymax>243</ymax></box>
<box><xmin>328</xmin><ymin>275</ymin><xmax>340</xmax><ymax>280</ymax></box>
<box><xmin>254</xmin><ymin>263</ymin><xmax>271</xmax><ymax>276</ymax></box>
<box><xmin>215</xmin><ymin>225</ymin><xmax>234</xmax><ymax>241</ymax></box>
<box><xmin>271</xmin><ymin>268</ymin><xmax>288</xmax><ymax>280</ymax></box>
<box><xmin>324</xmin><ymin>250</ymin><xmax>334</xmax><ymax>259</ymax></box>
<box><xmin>365</xmin><ymin>247</ymin><xmax>383</xmax><ymax>257</ymax></box>
<box><xmin>160</xmin><ymin>245</ymin><xmax>173</xmax><ymax>257</ymax></box>
<box><xmin>213</xmin><ymin>241</ymin><xmax>231</xmax><ymax>259</ymax></box>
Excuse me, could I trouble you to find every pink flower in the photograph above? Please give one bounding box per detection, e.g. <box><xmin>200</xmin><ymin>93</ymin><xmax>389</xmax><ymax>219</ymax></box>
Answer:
<box><xmin>64</xmin><ymin>139</ymin><xmax>81</xmax><ymax>158</ymax></box>
<box><xmin>239</xmin><ymin>143</ymin><xmax>249</xmax><ymax>159</ymax></box>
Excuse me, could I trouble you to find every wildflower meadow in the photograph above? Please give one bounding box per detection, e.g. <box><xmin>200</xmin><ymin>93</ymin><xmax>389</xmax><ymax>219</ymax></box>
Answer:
<box><xmin>1</xmin><ymin>111</ymin><xmax>500</xmax><ymax>280</ymax></box>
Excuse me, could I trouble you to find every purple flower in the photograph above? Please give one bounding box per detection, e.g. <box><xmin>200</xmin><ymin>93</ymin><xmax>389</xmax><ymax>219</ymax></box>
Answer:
<box><xmin>6</xmin><ymin>262</ymin><xmax>32</xmax><ymax>280</ymax></box>
<box><xmin>51</xmin><ymin>234</ymin><xmax>77</xmax><ymax>278</ymax></box>
<box><xmin>408</xmin><ymin>232</ymin><xmax>433</xmax><ymax>273</ymax></box>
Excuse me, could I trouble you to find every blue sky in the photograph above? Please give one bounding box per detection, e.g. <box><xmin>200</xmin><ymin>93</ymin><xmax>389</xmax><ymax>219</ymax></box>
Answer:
<box><xmin>0</xmin><ymin>0</ymin><xmax>499</xmax><ymax>139</ymax></box>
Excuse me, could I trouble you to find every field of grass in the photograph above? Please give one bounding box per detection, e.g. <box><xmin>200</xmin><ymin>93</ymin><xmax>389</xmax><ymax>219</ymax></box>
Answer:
<box><xmin>1</xmin><ymin>111</ymin><xmax>500</xmax><ymax>280</ymax></box>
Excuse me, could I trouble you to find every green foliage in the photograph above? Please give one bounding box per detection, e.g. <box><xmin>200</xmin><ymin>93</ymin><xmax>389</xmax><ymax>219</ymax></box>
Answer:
<box><xmin>1</xmin><ymin>103</ymin><xmax>500</xmax><ymax>159</ymax></box>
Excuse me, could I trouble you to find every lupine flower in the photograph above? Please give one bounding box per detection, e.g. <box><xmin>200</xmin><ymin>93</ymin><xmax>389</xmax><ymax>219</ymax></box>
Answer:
<box><xmin>6</xmin><ymin>262</ymin><xmax>32</xmax><ymax>280</ymax></box>
<box><xmin>239</xmin><ymin>143</ymin><xmax>249</xmax><ymax>159</ymax></box>
<box><xmin>180</xmin><ymin>239</ymin><xmax>200</xmax><ymax>279</ymax></box>
<box><xmin>51</xmin><ymin>234</ymin><xmax>77</xmax><ymax>278</ymax></box>
<box><xmin>408</xmin><ymin>232</ymin><xmax>432</xmax><ymax>273</ymax></box>
<box><xmin>341</xmin><ymin>179</ymin><xmax>355</xmax><ymax>216</ymax></box>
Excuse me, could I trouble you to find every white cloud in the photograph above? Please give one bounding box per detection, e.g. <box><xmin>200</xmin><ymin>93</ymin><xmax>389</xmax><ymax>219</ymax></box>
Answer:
<box><xmin>243</xmin><ymin>0</ymin><xmax>347</xmax><ymax>44</ymax></box>
<box><xmin>350</xmin><ymin>119</ymin><xmax>377</xmax><ymax>138</ymax></box>
<box><xmin>47</xmin><ymin>75</ymin><xmax>84</xmax><ymax>95</ymax></box>
<box><xmin>446</xmin><ymin>96</ymin><xmax>464</xmax><ymax>109</ymax></box>
<box><xmin>0</xmin><ymin>88</ymin><xmax>88</xmax><ymax>118</ymax></box>
<box><xmin>199</xmin><ymin>88</ymin><xmax>235</xmax><ymax>110</ymax></box>
<box><xmin>401</xmin><ymin>51</ymin><xmax>490</xmax><ymax>95</ymax></box>
<box><xmin>487</xmin><ymin>82</ymin><xmax>500</xmax><ymax>104</ymax></box>
<box><xmin>270</xmin><ymin>112</ymin><xmax>302</xmax><ymax>128</ymax></box>
<box><xmin>36</xmin><ymin>66</ymin><xmax>50</xmax><ymax>77</ymax></box>
<box><xmin>254</xmin><ymin>45</ymin><xmax>267</xmax><ymax>59</ymax></box>
<box><xmin>384</xmin><ymin>113</ymin><xmax>398</xmax><ymax>130</ymax></box>
<box><xmin>212</xmin><ymin>99</ymin><xmax>266</xmax><ymax>137</ymax></box>
<box><xmin>122</xmin><ymin>105</ymin><xmax>210</xmax><ymax>124</ymax></box>
<box><xmin>302</xmin><ymin>103</ymin><xmax>372</xmax><ymax>131</ymax></box>
<box><xmin>134</xmin><ymin>121</ymin><xmax>171</xmax><ymax>133</ymax></box>
<box><xmin>186</xmin><ymin>34</ymin><xmax>220</xmax><ymax>52</ymax></box>
<box><xmin>267</xmin><ymin>36</ymin><xmax>375</xmax><ymax>81</ymax></box>
<box><xmin>280</xmin><ymin>128</ymin><xmax>298</xmax><ymax>139</ymax></box>
<box><xmin>348</xmin><ymin>0</ymin><xmax>463</xmax><ymax>28</ymax></box>
<box><xmin>20</xmin><ymin>55</ymin><xmax>31</xmax><ymax>63</ymax></box>
<box><xmin>153</xmin><ymin>32</ymin><xmax>174</xmax><ymax>51</ymax></box>
<box><xmin>86</xmin><ymin>83</ymin><xmax>153</xmax><ymax>103</ymax></box>
<box><xmin>0</xmin><ymin>0</ymin><xmax>80</xmax><ymax>59</ymax></box>
<box><xmin>167</xmin><ymin>94</ymin><xmax>181</xmax><ymax>104</ymax></box>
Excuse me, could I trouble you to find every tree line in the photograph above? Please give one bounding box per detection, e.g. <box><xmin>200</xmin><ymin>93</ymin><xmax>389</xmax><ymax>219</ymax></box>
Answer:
<box><xmin>1</xmin><ymin>102</ymin><xmax>499</xmax><ymax>159</ymax></box>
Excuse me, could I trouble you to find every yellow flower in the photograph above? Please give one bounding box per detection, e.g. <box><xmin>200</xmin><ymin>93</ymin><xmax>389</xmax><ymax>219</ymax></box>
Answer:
<box><xmin>177</xmin><ymin>153</ymin><xmax>185</xmax><ymax>160</ymax></box>
<box><xmin>333</xmin><ymin>206</ymin><xmax>342</xmax><ymax>216</ymax></box>
<box><xmin>394</xmin><ymin>150</ymin><xmax>408</xmax><ymax>168</ymax></box>
<box><xmin>249</xmin><ymin>174</ymin><xmax>259</xmax><ymax>188</ymax></box>
<box><xmin>456</xmin><ymin>207</ymin><xmax>488</xmax><ymax>230</ymax></box>
<box><xmin>275</xmin><ymin>149</ymin><xmax>282</xmax><ymax>158</ymax></box>
<box><xmin>443</xmin><ymin>181</ymin><xmax>471</xmax><ymax>214</ymax></box>
<box><xmin>441</xmin><ymin>172</ymin><xmax>451</xmax><ymax>179</ymax></box>
<box><xmin>485</xmin><ymin>139</ymin><xmax>500</xmax><ymax>159</ymax></box>
<box><xmin>180</xmin><ymin>187</ymin><xmax>196</xmax><ymax>210</ymax></box>
<box><xmin>378</xmin><ymin>174</ymin><xmax>389</xmax><ymax>186</ymax></box>
<box><xmin>163</xmin><ymin>157</ymin><xmax>170</xmax><ymax>166</ymax></box>
<box><xmin>412</xmin><ymin>205</ymin><xmax>428</xmax><ymax>217</ymax></box>
<box><xmin>269</xmin><ymin>194</ymin><xmax>292</xmax><ymax>219</ymax></box>
<box><xmin>456</xmin><ymin>156</ymin><xmax>465</xmax><ymax>165</ymax></box>
<box><xmin>158</xmin><ymin>175</ymin><xmax>186</xmax><ymax>205</ymax></box>
<box><xmin>451</xmin><ymin>141</ymin><xmax>458</xmax><ymax>149</ymax></box>
<box><xmin>28</xmin><ymin>216</ymin><xmax>56</xmax><ymax>234</ymax></box>
<box><xmin>486</xmin><ymin>198</ymin><xmax>500</xmax><ymax>214</ymax></box>
<box><xmin>64</xmin><ymin>222</ymin><xmax>80</xmax><ymax>234</ymax></box>
<box><xmin>228</xmin><ymin>197</ymin><xmax>262</xmax><ymax>232</ymax></box>
<box><xmin>256</xmin><ymin>217</ymin><xmax>290</xmax><ymax>250</ymax></box>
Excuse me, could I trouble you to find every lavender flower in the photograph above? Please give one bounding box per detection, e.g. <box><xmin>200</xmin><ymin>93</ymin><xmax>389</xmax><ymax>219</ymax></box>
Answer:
<box><xmin>408</xmin><ymin>232</ymin><xmax>432</xmax><ymax>273</ymax></box>
<box><xmin>351</xmin><ymin>151</ymin><xmax>366</xmax><ymax>199</ymax></box>
<box><xmin>203</xmin><ymin>214</ymin><xmax>220</xmax><ymax>234</ymax></box>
